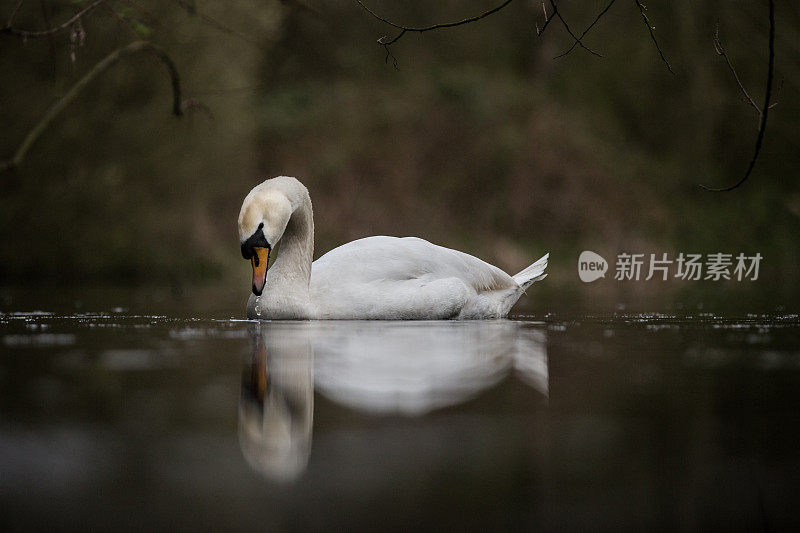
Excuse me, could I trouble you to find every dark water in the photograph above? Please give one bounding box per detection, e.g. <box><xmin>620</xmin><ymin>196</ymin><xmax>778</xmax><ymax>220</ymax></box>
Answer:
<box><xmin>1</xmin><ymin>308</ymin><xmax>799</xmax><ymax>530</ymax></box>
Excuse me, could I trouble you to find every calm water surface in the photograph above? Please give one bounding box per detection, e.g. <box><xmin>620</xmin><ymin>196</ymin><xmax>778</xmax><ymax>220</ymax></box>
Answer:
<box><xmin>1</xmin><ymin>308</ymin><xmax>799</xmax><ymax>530</ymax></box>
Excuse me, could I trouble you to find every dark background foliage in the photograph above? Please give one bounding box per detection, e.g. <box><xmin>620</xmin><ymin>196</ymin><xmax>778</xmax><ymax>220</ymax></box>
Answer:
<box><xmin>1</xmin><ymin>0</ymin><xmax>798</xmax><ymax>312</ymax></box>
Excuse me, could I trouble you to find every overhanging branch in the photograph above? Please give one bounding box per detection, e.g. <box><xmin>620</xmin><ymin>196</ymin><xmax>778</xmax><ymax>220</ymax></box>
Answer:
<box><xmin>356</xmin><ymin>0</ymin><xmax>516</xmax><ymax>66</ymax></box>
<box><xmin>549</xmin><ymin>0</ymin><xmax>602</xmax><ymax>57</ymax></box>
<box><xmin>701</xmin><ymin>0</ymin><xmax>775</xmax><ymax>192</ymax></box>
<box><xmin>1</xmin><ymin>40</ymin><xmax>184</xmax><ymax>173</ymax></box>
<box><xmin>554</xmin><ymin>0</ymin><xmax>617</xmax><ymax>59</ymax></box>
<box><xmin>634</xmin><ymin>0</ymin><xmax>674</xmax><ymax>73</ymax></box>
<box><xmin>1</xmin><ymin>0</ymin><xmax>106</xmax><ymax>38</ymax></box>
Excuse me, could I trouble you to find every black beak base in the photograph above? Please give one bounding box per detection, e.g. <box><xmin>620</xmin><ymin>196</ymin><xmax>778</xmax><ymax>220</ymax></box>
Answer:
<box><xmin>241</xmin><ymin>223</ymin><xmax>270</xmax><ymax>260</ymax></box>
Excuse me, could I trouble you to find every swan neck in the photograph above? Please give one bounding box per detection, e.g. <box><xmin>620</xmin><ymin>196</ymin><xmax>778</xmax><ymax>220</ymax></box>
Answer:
<box><xmin>267</xmin><ymin>192</ymin><xmax>314</xmax><ymax>292</ymax></box>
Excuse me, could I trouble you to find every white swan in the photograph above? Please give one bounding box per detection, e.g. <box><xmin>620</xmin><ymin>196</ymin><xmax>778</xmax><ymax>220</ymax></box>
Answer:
<box><xmin>238</xmin><ymin>176</ymin><xmax>548</xmax><ymax>320</ymax></box>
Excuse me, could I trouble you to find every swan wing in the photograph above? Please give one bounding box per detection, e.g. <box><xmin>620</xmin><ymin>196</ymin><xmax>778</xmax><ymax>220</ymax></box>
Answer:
<box><xmin>310</xmin><ymin>236</ymin><xmax>515</xmax><ymax>319</ymax></box>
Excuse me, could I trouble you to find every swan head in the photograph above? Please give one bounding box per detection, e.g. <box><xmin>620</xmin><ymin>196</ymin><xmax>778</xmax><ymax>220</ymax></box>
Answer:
<box><xmin>238</xmin><ymin>185</ymin><xmax>293</xmax><ymax>296</ymax></box>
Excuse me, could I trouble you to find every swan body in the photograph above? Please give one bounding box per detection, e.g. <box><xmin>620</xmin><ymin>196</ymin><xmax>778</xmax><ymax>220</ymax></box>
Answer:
<box><xmin>239</xmin><ymin>176</ymin><xmax>548</xmax><ymax>320</ymax></box>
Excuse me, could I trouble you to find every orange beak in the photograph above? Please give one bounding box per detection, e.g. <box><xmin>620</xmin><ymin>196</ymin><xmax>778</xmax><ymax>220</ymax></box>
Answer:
<box><xmin>251</xmin><ymin>246</ymin><xmax>270</xmax><ymax>296</ymax></box>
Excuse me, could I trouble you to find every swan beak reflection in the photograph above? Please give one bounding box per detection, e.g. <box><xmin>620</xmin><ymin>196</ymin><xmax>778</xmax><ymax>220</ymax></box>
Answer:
<box><xmin>240</xmin><ymin>324</ymin><xmax>313</xmax><ymax>481</ymax></box>
<box><xmin>250</xmin><ymin>246</ymin><xmax>270</xmax><ymax>296</ymax></box>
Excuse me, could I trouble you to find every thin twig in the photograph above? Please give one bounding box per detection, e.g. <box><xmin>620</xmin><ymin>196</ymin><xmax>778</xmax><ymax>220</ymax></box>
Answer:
<box><xmin>1</xmin><ymin>0</ymin><xmax>105</xmax><ymax>38</ymax></box>
<box><xmin>357</xmin><ymin>0</ymin><xmax>599</xmax><ymax>62</ymax></box>
<box><xmin>549</xmin><ymin>0</ymin><xmax>602</xmax><ymax>57</ymax></box>
<box><xmin>555</xmin><ymin>0</ymin><xmax>617</xmax><ymax>58</ymax></box>
<box><xmin>768</xmin><ymin>78</ymin><xmax>783</xmax><ymax>109</ymax></box>
<box><xmin>383</xmin><ymin>38</ymin><xmax>399</xmax><ymax>69</ymax></box>
<box><xmin>6</xmin><ymin>0</ymin><xmax>26</xmax><ymax>29</ymax></box>
<box><xmin>701</xmin><ymin>0</ymin><xmax>775</xmax><ymax>192</ymax></box>
<box><xmin>714</xmin><ymin>23</ymin><xmax>782</xmax><ymax>120</ymax></box>
<box><xmin>535</xmin><ymin>1</ymin><xmax>555</xmax><ymax>36</ymax></box>
<box><xmin>634</xmin><ymin>0</ymin><xmax>674</xmax><ymax>73</ymax></box>
<box><xmin>714</xmin><ymin>22</ymin><xmax>760</xmax><ymax>115</ymax></box>
<box><xmin>356</xmin><ymin>0</ymin><xmax>514</xmax><ymax>47</ymax></box>
<box><xmin>0</xmin><ymin>40</ymin><xmax>184</xmax><ymax>173</ymax></box>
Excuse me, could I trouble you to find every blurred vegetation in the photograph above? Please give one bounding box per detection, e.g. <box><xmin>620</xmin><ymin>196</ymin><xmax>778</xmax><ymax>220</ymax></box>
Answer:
<box><xmin>1</xmin><ymin>0</ymin><xmax>799</xmax><ymax>309</ymax></box>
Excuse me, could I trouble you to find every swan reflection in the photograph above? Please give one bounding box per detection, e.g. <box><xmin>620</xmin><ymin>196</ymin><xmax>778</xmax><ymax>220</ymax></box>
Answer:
<box><xmin>239</xmin><ymin>324</ymin><xmax>313</xmax><ymax>481</ymax></box>
<box><xmin>239</xmin><ymin>320</ymin><xmax>547</xmax><ymax>480</ymax></box>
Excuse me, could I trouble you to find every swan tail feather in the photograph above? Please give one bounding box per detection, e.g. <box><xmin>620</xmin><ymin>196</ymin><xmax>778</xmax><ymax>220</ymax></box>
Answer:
<box><xmin>512</xmin><ymin>253</ymin><xmax>549</xmax><ymax>292</ymax></box>
<box><xmin>459</xmin><ymin>253</ymin><xmax>549</xmax><ymax>319</ymax></box>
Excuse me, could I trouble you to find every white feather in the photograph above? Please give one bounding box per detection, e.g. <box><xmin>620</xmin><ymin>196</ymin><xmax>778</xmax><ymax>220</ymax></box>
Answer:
<box><xmin>240</xmin><ymin>177</ymin><xmax>548</xmax><ymax>320</ymax></box>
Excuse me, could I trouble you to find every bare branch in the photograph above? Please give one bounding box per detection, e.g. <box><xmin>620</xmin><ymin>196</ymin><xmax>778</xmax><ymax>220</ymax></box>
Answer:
<box><xmin>554</xmin><ymin>0</ymin><xmax>617</xmax><ymax>58</ymax></box>
<box><xmin>701</xmin><ymin>0</ymin><xmax>775</xmax><ymax>192</ymax></box>
<box><xmin>768</xmin><ymin>78</ymin><xmax>783</xmax><ymax>109</ymax></box>
<box><xmin>549</xmin><ymin>0</ymin><xmax>602</xmax><ymax>57</ymax></box>
<box><xmin>1</xmin><ymin>0</ymin><xmax>105</xmax><ymax>38</ymax></box>
<box><xmin>714</xmin><ymin>22</ymin><xmax>760</xmax><ymax>115</ymax></box>
<box><xmin>0</xmin><ymin>40</ymin><xmax>184</xmax><ymax>173</ymax></box>
<box><xmin>535</xmin><ymin>1</ymin><xmax>555</xmax><ymax>36</ymax></box>
<box><xmin>356</xmin><ymin>0</ymin><xmax>515</xmax><ymax>50</ymax></box>
<box><xmin>382</xmin><ymin>38</ymin><xmax>399</xmax><ymax>69</ymax></box>
<box><xmin>356</xmin><ymin>0</ymin><xmax>601</xmax><ymax>62</ymax></box>
<box><xmin>634</xmin><ymin>0</ymin><xmax>674</xmax><ymax>74</ymax></box>
<box><xmin>714</xmin><ymin>23</ymin><xmax>782</xmax><ymax>121</ymax></box>
<box><xmin>6</xmin><ymin>0</ymin><xmax>26</xmax><ymax>28</ymax></box>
